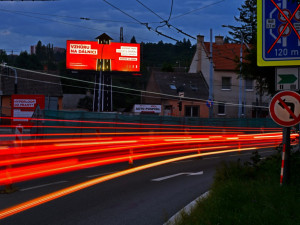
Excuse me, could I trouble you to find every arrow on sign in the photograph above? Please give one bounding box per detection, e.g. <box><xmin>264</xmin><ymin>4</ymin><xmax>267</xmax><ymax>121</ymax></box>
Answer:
<box><xmin>278</xmin><ymin>99</ymin><xmax>295</xmax><ymax>119</ymax></box>
<box><xmin>278</xmin><ymin>74</ymin><xmax>297</xmax><ymax>84</ymax></box>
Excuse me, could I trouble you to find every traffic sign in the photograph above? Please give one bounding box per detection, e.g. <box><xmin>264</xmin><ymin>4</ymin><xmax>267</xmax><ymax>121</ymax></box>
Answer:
<box><xmin>206</xmin><ymin>99</ymin><xmax>213</xmax><ymax>108</ymax></box>
<box><xmin>276</xmin><ymin>67</ymin><xmax>299</xmax><ymax>90</ymax></box>
<box><xmin>269</xmin><ymin>91</ymin><xmax>300</xmax><ymax>127</ymax></box>
<box><xmin>258</xmin><ymin>0</ymin><xmax>300</xmax><ymax>66</ymax></box>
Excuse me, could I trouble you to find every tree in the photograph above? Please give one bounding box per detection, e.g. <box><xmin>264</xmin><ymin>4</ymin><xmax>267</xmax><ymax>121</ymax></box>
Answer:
<box><xmin>223</xmin><ymin>0</ymin><xmax>257</xmax><ymax>44</ymax></box>
<box><xmin>0</xmin><ymin>50</ymin><xmax>8</xmax><ymax>63</ymax></box>
<box><xmin>130</xmin><ymin>36</ymin><xmax>137</xmax><ymax>43</ymax></box>
<box><xmin>14</xmin><ymin>51</ymin><xmax>43</xmax><ymax>70</ymax></box>
<box><xmin>224</xmin><ymin>0</ymin><xmax>276</xmax><ymax>117</ymax></box>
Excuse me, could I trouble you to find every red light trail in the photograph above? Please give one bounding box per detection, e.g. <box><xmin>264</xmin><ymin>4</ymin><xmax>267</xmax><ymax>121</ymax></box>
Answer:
<box><xmin>0</xmin><ymin>115</ymin><xmax>296</xmax><ymax>220</ymax></box>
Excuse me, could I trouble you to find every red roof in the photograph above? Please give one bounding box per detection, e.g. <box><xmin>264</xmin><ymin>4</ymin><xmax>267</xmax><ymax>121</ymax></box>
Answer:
<box><xmin>204</xmin><ymin>42</ymin><xmax>248</xmax><ymax>71</ymax></box>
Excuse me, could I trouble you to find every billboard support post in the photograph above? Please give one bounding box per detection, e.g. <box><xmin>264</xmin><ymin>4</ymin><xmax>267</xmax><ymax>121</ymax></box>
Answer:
<box><xmin>98</xmin><ymin>70</ymin><xmax>102</xmax><ymax>112</ymax></box>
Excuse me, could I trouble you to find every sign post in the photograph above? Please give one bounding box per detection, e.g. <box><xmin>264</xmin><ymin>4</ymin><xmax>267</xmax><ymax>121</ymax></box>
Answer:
<box><xmin>269</xmin><ymin>91</ymin><xmax>300</xmax><ymax>185</ymax></box>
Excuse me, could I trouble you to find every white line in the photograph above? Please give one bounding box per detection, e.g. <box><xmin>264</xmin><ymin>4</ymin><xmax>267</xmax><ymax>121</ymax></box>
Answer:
<box><xmin>152</xmin><ymin>171</ymin><xmax>203</xmax><ymax>182</ymax></box>
<box><xmin>20</xmin><ymin>181</ymin><xmax>68</xmax><ymax>191</ymax></box>
<box><xmin>152</xmin><ymin>173</ymin><xmax>186</xmax><ymax>181</ymax></box>
<box><xmin>87</xmin><ymin>171</ymin><xmax>117</xmax><ymax>178</ymax></box>
<box><xmin>187</xmin><ymin>171</ymin><xmax>203</xmax><ymax>176</ymax></box>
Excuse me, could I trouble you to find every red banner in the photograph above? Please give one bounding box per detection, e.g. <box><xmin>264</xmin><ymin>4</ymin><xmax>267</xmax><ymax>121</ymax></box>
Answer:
<box><xmin>11</xmin><ymin>95</ymin><xmax>45</xmax><ymax>126</ymax></box>
<box><xmin>66</xmin><ymin>40</ymin><xmax>140</xmax><ymax>72</ymax></box>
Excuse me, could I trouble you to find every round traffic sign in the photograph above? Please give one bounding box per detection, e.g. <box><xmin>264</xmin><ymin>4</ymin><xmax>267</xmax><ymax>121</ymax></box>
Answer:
<box><xmin>269</xmin><ymin>91</ymin><xmax>300</xmax><ymax>127</ymax></box>
<box><xmin>278</xmin><ymin>24</ymin><xmax>292</xmax><ymax>37</ymax></box>
<box><xmin>278</xmin><ymin>9</ymin><xmax>291</xmax><ymax>22</ymax></box>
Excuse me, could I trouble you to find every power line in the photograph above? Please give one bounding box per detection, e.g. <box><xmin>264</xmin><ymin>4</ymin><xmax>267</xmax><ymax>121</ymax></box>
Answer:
<box><xmin>135</xmin><ymin>0</ymin><xmax>164</xmax><ymax>21</ymax></box>
<box><xmin>103</xmin><ymin>0</ymin><xmax>179</xmax><ymax>42</ymax></box>
<box><xmin>0</xmin><ymin>7</ymin><xmax>154</xmax><ymax>43</ymax></box>
<box><xmin>135</xmin><ymin>0</ymin><xmax>196</xmax><ymax>40</ymax></box>
<box><xmin>0</xmin><ymin>8</ymin><xmax>138</xmax><ymax>24</ymax></box>
<box><xmin>1</xmin><ymin>65</ymin><xmax>268</xmax><ymax>109</ymax></box>
<box><xmin>171</xmin><ymin>0</ymin><xmax>225</xmax><ymax>20</ymax></box>
<box><xmin>167</xmin><ymin>0</ymin><xmax>174</xmax><ymax>21</ymax></box>
<box><xmin>0</xmin><ymin>9</ymin><xmax>112</xmax><ymax>34</ymax></box>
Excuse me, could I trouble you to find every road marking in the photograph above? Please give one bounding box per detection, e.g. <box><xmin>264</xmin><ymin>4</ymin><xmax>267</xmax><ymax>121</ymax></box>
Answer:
<box><xmin>87</xmin><ymin>171</ymin><xmax>117</xmax><ymax>178</ymax></box>
<box><xmin>187</xmin><ymin>171</ymin><xmax>204</xmax><ymax>176</ymax></box>
<box><xmin>20</xmin><ymin>181</ymin><xmax>68</xmax><ymax>192</ymax></box>
<box><xmin>151</xmin><ymin>171</ymin><xmax>203</xmax><ymax>181</ymax></box>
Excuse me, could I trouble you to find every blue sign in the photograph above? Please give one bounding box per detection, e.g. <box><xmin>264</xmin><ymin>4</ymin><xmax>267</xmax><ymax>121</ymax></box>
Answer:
<box><xmin>258</xmin><ymin>0</ymin><xmax>300</xmax><ymax>66</ymax></box>
<box><xmin>206</xmin><ymin>99</ymin><xmax>213</xmax><ymax>108</ymax></box>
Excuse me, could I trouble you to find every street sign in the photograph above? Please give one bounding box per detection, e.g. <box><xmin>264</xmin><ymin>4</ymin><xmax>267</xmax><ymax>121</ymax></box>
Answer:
<box><xmin>11</xmin><ymin>95</ymin><xmax>45</xmax><ymax>126</ymax></box>
<box><xmin>257</xmin><ymin>0</ymin><xmax>300</xmax><ymax>66</ymax></box>
<box><xmin>276</xmin><ymin>67</ymin><xmax>299</xmax><ymax>90</ymax></box>
<box><xmin>206</xmin><ymin>99</ymin><xmax>213</xmax><ymax>108</ymax></box>
<box><xmin>269</xmin><ymin>91</ymin><xmax>300</xmax><ymax>127</ymax></box>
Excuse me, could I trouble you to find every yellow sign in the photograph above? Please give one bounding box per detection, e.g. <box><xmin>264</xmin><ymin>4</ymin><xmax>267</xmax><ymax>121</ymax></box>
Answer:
<box><xmin>257</xmin><ymin>0</ymin><xmax>300</xmax><ymax>67</ymax></box>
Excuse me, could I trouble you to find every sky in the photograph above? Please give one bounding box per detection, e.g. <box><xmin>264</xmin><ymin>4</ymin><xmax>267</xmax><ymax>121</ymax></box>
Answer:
<box><xmin>0</xmin><ymin>0</ymin><xmax>242</xmax><ymax>54</ymax></box>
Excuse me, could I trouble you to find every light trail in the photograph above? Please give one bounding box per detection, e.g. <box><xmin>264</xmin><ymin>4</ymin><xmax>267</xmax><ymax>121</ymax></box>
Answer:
<box><xmin>0</xmin><ymin>146</ymin><xmax>260</xmax><ymax>220</ymax></box>
<box><xmin>0</xmin><ymin>113</ymin><xmax>290</xmax><ymax>193</ymax></box>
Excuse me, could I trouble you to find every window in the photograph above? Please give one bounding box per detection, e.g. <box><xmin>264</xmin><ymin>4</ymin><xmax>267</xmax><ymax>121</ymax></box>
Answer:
<box><xmin>245</xmin><ymin>79</ymin><xmax>253</xmax><ymax>90</ymax></box>
<box><xmin>185</xmin><ymin>106</ymin><xmax>199</xmax><ymax>117</ymax></box>
<box><xmin>218</xmin><ymin>103</ymin><xmax>225</xmax><ymax>115</ymax></box>
<box><xmin>169</xmin><ymin>84</ymin><xmax>176</xmax><ymax>90</ymax></box>
<box><xmin>222</xmin><ymin>77</ymin><xmax>231</xmax><ymax>90</ymax></box>
<box><xmin>190</xmin><ymin>84</ymin><xmax>198</xmax><ymax>91</ymax></box>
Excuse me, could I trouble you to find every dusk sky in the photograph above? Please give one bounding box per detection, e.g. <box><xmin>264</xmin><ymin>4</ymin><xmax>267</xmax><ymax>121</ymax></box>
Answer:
<box><xmin>0</xmin><ymin>0</ymin><xmax>242</xmax><ymax>54</ymax></box>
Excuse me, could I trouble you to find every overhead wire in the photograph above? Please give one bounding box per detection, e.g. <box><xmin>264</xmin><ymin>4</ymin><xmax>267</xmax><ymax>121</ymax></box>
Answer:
<box><xmin>103</xmin><ymin>0</ymin><xmax>179</xmax><ymax>42</ymax></box>
<box><xmin>0</xmin><ymin>7</ymin><xmax>157</xmax><ymax>44</ymax></box>
<box><xmin>0</xmin><ymin>8</ymin><xmax>139</xmax><ymax>24</ymax></box>
<box><xmin>170</xmin><ymin>0</ymin><xmax>225</xmax><ymax>20</ymax></box>
<box><xmin>135</xmin><ymin>0</ymin><xmax>196</xmax><ymax>40</ymax></box>
<box><xmin>0</xmin><ymin>65</ymin><xmax>269</xmax><ymax>109</ymax></box>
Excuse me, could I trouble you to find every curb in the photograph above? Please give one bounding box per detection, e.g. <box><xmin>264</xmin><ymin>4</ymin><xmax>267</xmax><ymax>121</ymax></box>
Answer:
<box><xmin>163</xmin><ymin>191</ymin><xmax>210</xmax><ymax>225</ymax></box>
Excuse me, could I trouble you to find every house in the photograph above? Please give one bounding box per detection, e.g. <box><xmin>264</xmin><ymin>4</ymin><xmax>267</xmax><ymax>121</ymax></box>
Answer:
<box><xmin>143</xmin><ymin>70</ymin><xmax>209</xmax><ymax>117</ymax></box>
<box><xmin>189</xmin><ymin>35</ymin><xmax>270</xmax><ymax>118</ymax></box>
<box><xmin>0</xmin><ymin>67</ymin><xmax>63</xmax><ymax>123</ymax></box>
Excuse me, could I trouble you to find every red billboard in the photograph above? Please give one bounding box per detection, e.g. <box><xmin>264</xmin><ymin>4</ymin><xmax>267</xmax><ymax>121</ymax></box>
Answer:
<box><xmin>11</xmin><ymin>95</ymin><xmax>45</xmax><ymax>126</ymax></box>
<box><xmin>66</xmin><ymin>40</ymin><xmax>140</xmax><ymax>72</ymax></box>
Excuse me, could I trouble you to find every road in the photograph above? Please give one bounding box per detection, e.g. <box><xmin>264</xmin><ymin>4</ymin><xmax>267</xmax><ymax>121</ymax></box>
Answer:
<box><xmin>0</xmin><ymin>148</ymin><xmax>275</xmax><ymax>225</ymax></box>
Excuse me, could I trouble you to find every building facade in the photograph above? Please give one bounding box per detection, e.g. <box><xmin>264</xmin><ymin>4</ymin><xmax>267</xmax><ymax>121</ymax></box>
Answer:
<box><xmin>189</xmin><ymin>35</ymin><xmax>270</xmax><ymax>118</ymax></box>
<box><xmin>143</xmin><ymin>70</ymin><xmax>209</xmax><ymax>118</ymax></box>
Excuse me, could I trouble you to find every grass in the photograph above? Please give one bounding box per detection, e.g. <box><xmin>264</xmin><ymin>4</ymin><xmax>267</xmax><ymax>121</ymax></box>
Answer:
<box><xmin>174</xmin><ymin>150</ymin><xmax>300</xmax><ymax>225</ymax></box>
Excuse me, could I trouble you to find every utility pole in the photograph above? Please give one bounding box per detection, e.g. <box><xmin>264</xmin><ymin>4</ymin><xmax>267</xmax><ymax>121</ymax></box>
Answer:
<box><xmin>238</xmin><ymin>32</ymin><xmax>244</xmax><ymax>118</ymax></box>
<box><xmin>209</xmin><ymin>29</ymin><xmax>214</xmax><ymax>118</ymax></box>
<box><xmin>120</xmin><ymin>27</ymin><xmax>124</xmax><ymax>43</ymax></box>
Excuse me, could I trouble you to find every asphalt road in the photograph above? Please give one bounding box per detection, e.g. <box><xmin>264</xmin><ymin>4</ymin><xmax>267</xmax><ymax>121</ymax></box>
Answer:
<box><xmin>0</xmin><ymin>148</ymin><xmax>275</xmax><ymax>225</ymax></box>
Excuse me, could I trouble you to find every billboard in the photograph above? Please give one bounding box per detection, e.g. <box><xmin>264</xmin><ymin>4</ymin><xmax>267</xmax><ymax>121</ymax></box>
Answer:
<box><xmin>11</xmin><ymin>95</ymin><xmax>45</xmax><ymax>126</ymax></box>
<box><xmin>66</xmin><ymin>40</ymin><xmax>140</xmax><ymax>72</ymax></box>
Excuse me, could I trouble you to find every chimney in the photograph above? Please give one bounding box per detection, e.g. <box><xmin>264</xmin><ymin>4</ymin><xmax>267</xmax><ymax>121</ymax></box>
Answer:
<box><xmin>215</xmin><ymin>35</ymin><xmax>224</xmax><ymax>45</ymax></box>
<box><xmin>196</xmin><ymin>35</ymin><xmax>204</xmax><ymax>73</ymax></box>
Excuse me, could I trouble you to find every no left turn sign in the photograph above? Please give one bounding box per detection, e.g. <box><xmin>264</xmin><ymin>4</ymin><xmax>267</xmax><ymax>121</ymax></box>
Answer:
<box><xmin>269</xmin><ymin>91</ymin><xmax>300</xmax><ymax>127</ymax></box>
